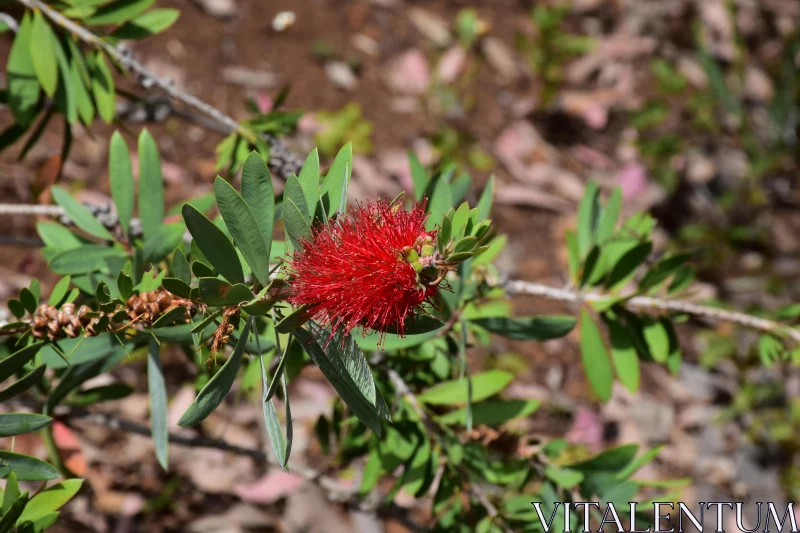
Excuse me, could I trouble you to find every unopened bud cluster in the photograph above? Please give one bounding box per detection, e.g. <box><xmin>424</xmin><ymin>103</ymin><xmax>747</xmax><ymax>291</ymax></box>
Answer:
<box><xmin>126</xmin><ymin>289</ymin><xmax>201</xmax><ymax>326</ymax></box>
<box><xmin>31</xmin><ymin>303</ymin><xmax>99</xmax><ymax>340</ymax></box>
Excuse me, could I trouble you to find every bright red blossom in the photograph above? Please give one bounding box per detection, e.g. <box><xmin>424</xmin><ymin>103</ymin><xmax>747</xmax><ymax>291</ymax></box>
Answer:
<box><xmin>286</xmin><ymin>198</ymin><xmax>439</xmax><ymax>339</ymax></box>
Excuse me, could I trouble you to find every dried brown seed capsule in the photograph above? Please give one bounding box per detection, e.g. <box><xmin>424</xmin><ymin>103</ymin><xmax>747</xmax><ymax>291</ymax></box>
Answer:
<box><xmin>61</xmin><ymin>303</ymin><xmax>75</xmax><ymax>316</ymax></box>
<box><xmin>45</xmin><ymin>306</ymin><xmax>58</xmax><ymax>321</ymax></box>
<box><xmin>145</xmin><ymin>291</ymin><xmax>158</xmax><ymax>303</ymax></box>
<box><xmin>57</xmin><ymin>311</ymin><xmax>70</xmax><ymax>327</ymax></box>
<box><xmin>35</xmin><ymin>304</ymin><xmax>49</xmax><ymax>317</ymax></box>
<box><xmin>157</xmin><ymin>291</ymin><xmax>173</xmax><ymax>311</ymax></box>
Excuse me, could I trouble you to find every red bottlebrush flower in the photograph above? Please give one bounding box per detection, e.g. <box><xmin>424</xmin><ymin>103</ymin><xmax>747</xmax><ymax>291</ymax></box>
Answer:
<box><xmin>285</xmin><ymin>198</ymin><xmax>441</xmax><ymax>341</ymax></box>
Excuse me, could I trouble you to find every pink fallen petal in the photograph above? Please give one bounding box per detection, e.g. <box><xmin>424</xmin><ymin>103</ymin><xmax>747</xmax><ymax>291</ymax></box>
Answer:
<box><xmin>437</xmin><ymin>46</ymin><xmax>467</xmax><ymax>84</ymax></box>
<box><xmin>385</xmin><ymin>49</ymin><xmax>430</xmax><ymax>95</ymax></box>
<box><xmin>255</xmin><ymin>92</ymin><xmax>273</xmax><ymax>113</ymax></box>
<box><xmin>565</xmin><ymin>407</ymin><xmax>604</xmax><ymax>452</ymax></box>
<box><xmin>234</xmin><ymin>470</ymin><xmax>305</xmax><ymax>504</ymax></box>
<box><xmin>617</xmin><ymin>163</ymin><xmax>649</xmax><ymax>200</ymax></box>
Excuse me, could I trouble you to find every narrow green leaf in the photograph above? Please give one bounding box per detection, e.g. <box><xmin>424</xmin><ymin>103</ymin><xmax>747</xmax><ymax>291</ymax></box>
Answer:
<box><xmin>408</xmin><ymin>151</ymin><xmax>430</xmax><ymax>201</ymax></box>
<box><xmin>426</xmin><ymin>176</ymin><xmax>453</xmax><ymax>231</ymax></box>
<box><xmin>437</xmin><ymin>399</ymin><xmax>540</xmax><ymax>426</ymax></box>
<box><xmin>616</xmin><ymin>445</ymin><xmax>663</xmax><ymax>480</ymax></box>
<box><xmin>0</xmin><ymin>452</ymin><xmax>59</xmax><ymax>481</ymax></box>
<box><xmin>178</xmin><ymin>320</ymin><xmax>252</xmax><ymax>427</ymax></box>
<box><xmin>0</xmin><ymin>413</ymin><xmax>51</xmax><ymax>438</ymax></box>
<box><xmin>16</xmin><ymin>479</ymin><xmax>82</xmax><ymax>525</ymax></box>
<box><xmin>85</xmin><ymin>0</ymin><xmax>155</xmax><ymax>25</ymax></box>
<box><xmin>608</xmin><ymin>318</ymin><xmax>640</xmax><ymax>393</ymax></box>
<box><xmin>283</xmin><ymin>197</ymin><xmax>311</xmax><ymax>249</ymax></box>
<box><xmin>545</xmin><ymin>465</ymin><xmax>585</xmax><ymax>488</ymax></box>
<box><xmin>30</xmin><ymin>11</ymin><xmax>58</xmax><ymax>97</ymax></box>
<box><xmin>0</xmin><ymin>491</ymin><xmax>28</xmax><ymax>529</ymax></box>
<box><xmin>109</xmin><ymin>131</ymin><xmax>134</xmax><ymax>235</ymax></box>
<box><xmin>182</xmin><ymin>204</ymin><xmax>244</xmax><ymax>284</ymax></box>
<box><xmin>579</xmin><ymin>308</ymin><xmax>613</xmax><ymax>402</ymax></box>
<box><xmin>147</xmin><ymin>340</ymin><xmax>168</xmax><ymax>470</ymax></box>
<box><xmin>476</xmin><ymin>175</ymin><xmax>495</xmax><ymax>220</ymax></box>
<box><xmin>111</xmin><ymin>8</ymin><xmax>180</xmax><ymax>39</ymax></box>
<box><xmin>2</xmin><ymin>472</ymin><xmax>19</xmax><ymax>514</ymax></box>
<box><xmin>0</xmin><ymin>343</ymin><xmax>44</xmax><ymax>384</ymax></box>
<box><xmin>138</xmin><ymin>129</ymin><xmax>165</xmax><ymax>241</ymax></box>
<box><xmin>293</xmin><ymin>327</ymin><xmax>382</xmax><ymax>435</ymax></box>
<box><xmin>309</xmin><ymin>323</ymin><xmax>377</xmax><ymax>406</ymax></box>
<box><xmin>171</xmin><ymin>248</ymin><xmax>190</xmax><ymax>283</ymax></box>
<box><xmin>89</xmin><ymin>51</ymin><xmax>115</xmax><ymax>123</ymax></box>
<box><xmin>418</xmin><ymin>370</ymin><xmax>513</xmax><ymax>406</ymax></box>
<box><xmin>642</xmin><ymin>317</ymin><xmax>670</xmax><ymax>363</ymax></box>
<box><xmin>214</xmin><ymin>177</ymin><xmax>272</xmax><ymax>285</ymax></box>
<box><xmin>240</xmin><ymin>152</ymin><xmax>275</xmax><ymax>271</ymax></box>
<box><xmin>638</xmin><ymin>253</ymin><xmax>692</xmax><ymax>292</ymax></box>
<box><xmin>472</xmin><ymin>315</ymin><xmax>575</xmax><ymax>341</ymax></box>
<box><xmin>7</xmin><ymin>13</ymin><xmax>41</xmax><ymax>127</ymax></box>
<box><xmin>297</xmin><ymin>148</ymin><xmax>320</xmax><ymax>216</ymax></box>
<box><xmin>577</xmin><ymin>180</ymin><xmax>601</xmax><ymax>258</ymax></box>
<box><xmin>0</xmin><ymin>365</ymin><xmax>46</xmax><ymax>403</ymax></box>
<box><xmin>320</xmin><ymin>143</ymin><xmax>352</xmax><ymax>216</ymax></box>
<box><xmin>597</xmin><ymin>187</ymin><xmax>622</xmax><ymax>243</ymax></box>
<box><xmin>605</xmin><ymin>242</ymin><xmax>652</xmax><ymax>291</ymax></box>
<box><xmin>51</xmin><ymin>186</ymin><xmax>114</xmax><ymax>240</ymax></box>
<box><xmin>142</xmin><ymin>223</ymin><xmax>184</xmax><ymax>264</ymax></box>
<box><xmin>260</xmin><ymin>350</ymin><xmax>288</xmax><ymax>469</ymax></box>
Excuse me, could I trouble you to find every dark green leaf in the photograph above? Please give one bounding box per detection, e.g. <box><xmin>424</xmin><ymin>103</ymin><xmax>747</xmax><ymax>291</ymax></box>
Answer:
<box><xmin>568</xmin><ymin>443</ymin><xmax>638</xmax><ymax>472</ymax></box>
<box><xmin>274</xmin><ymin>305</ymin><xmax>311</xmax><ymax>334</ymax></box>
<box><xmin>320</xmin><ymin>143</ymin><xmax>352</xmax><ymax>215</ymax></box>
<box><xmin>577</xmin><ymin>180</ymin><xmax>601</xmax><ymax>258</ymax></box>
<box><xmin>605</xmin><ymin>242</ymin><xmax>652</xmax><ymax>291</ymax></box>
<box><xmin>0</xmin><ymin>413</ymin><xmax>51</xmax><ymax>437</ymax></box>
<box><xmin>471</xmin><ymin>315</ymin><xmax>575</xmax><ymax>341</ymax></box>
<box><xmin>51</xmin><ymin>186</ymin><xmax>114</xmax><ymax>240</ymax></box>
<box><xmin>0</xmin><ymin>365</ymin><xmax>46</xmax><ymax>403</ymax></box>
<box><xmin>309</xmin><ymin>323</ymin><xmax>376</xmax><ymax>406</ymax></box>
<box><xmin>64</xmin><ymin>383</ymin><xmax>133</xmax><ymax>407</ymax></box>
<box><xmin>417</xmin><ymin>370</ymin><xmax>513</xmax><ymax>406</ymax></box>
<box><xmin>283</xmin><ymin>197</ymin><xmax>311</xmax><ymax>250</ymax></box>
<box><xmin>0</xmin><ymin>342</ymin><xmax>44</xmax><ymax>384</ymax></box>
<box><xmin>182</xmin><ymin>204</ymin><xmax>244</xmax><ymax>284</ymax></box>
<box><xmin>214</xmin><ymin>177</ymin><xmax>272</xmax><ymax>285</ymax></box>
<box><xmin>240</xmin><ymin>152</ymin><xmax>275</xmax><ymax>273</ymax></box>
<box><xmin>18</xmin><ymin>288</ymin><xmax>36</xmax><ymax>314</ymax></box>
<box><xmin>260</xmin><ymin>349</ymin><xmax>288</xmax><ymax>469</ymax></box>
<box><xmin>437</xmin><ymin>399</ymin><xmax>540</xmax><ymax>426</ymax></box>
<box><xmin>0</xmin><ymin>491</ymin><xmax>28</xmax><ymax>529</ymax></box>
<box><xmin>579</xmin><ymin>308</ymin><xmax>613</xmax><ymax>402</ymax></box>
<box><xmin>638</xmin><ymin>253</ymin><xmax>692</xmax><ymax>292</ymax></box>
<box><xmin>147</xmin><ymin>340</ymin><xmax>168</xmax><ymax>470</ymax></box>
<box><xmin>198</xmin><ymin>278</ymin><xmax>252</xmax><ymax>306</ymax></box>
<box><xmin>0</xmin><ymin>452</ymin><xmax>58</xmax><ymax>481</ymax></box>
<box><xmin>293</xmin><ymin>327</ymin><xmax>382</xmax><ymax>435</ymax></box>
<box><xmin>171</xmin><ymin>248</ymin><xmax>190</xmax><ymax>283</ymax></box>
<box><xmin>109</xmin><ymin>131</ymin><xmax>134</xmax><ymax>235</ymax></box>
<box><xmin>111</xmin><ymin>8</ymin><xmax>179</xmax><ymax>39</ymax></box>
<box><xmin>138</xmin><ymin>129</ymin><xmax>165</xmax><ymax>241</ymax></box>
<box><xmin>142</xmin><ymin>223</ymin><xmax>184</xmax><ymax>263</ymax></box>
<box><xmin>2</xmin><ymin>471</ymin><xmax>20</xmax><ymax>514</ymax></box>
<box><xmin>162</xmin><ymin>277</ymin><xmax>191</xmax><ymax>298</ymax></box>
<box><xmin>7</xmin><ymin>299</ymin><xmax>25</xmax><ymax>320</ymax></box>
<box><xmin>7</xmin><ymin>13</ymin><xmax>41</xmax><ymax>127</ymax></box>
<box><xmin>88</xmin><ymin>51</ymin><xmax>115</xmax><ymax>124</ymax></box>
<box><xmin>178</xmin><ymin>320</ymin><xmax>252</xmax><ymax>427</ymax></box>
<box><xmin>49</xmin><ymin>245</ymin><xmax>126</xmax><ymax>275</ymax></box>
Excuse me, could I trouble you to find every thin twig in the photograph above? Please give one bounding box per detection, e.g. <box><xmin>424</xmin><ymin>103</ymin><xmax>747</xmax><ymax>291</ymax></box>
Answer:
<box><xmin>387</xmin><ymin>369</ymin><xmax>511</xmax><ymax>532</ymax></box>
<box><xmin>0</xmin><ymin>204</ymin><xmax>65</xmax><ymax>217</ymax></box>
<box><xmin>14</xmin><ymin>0</ymin><xmax>304</xmax><ymax>179</ymax></box>
<box><xmin>503</xmin><ymin>279</ymin><xmax>800</xmax><ymax>343</ymax></box>
<box><xmin>67</xmin><ymin>411</ymin><xmax>423</xmax><ymax>530</ymax></box>
<box><xmin>0</xmin><ymin>12</ymin><xmax>20</xmax><ymax>32</ymax></box>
